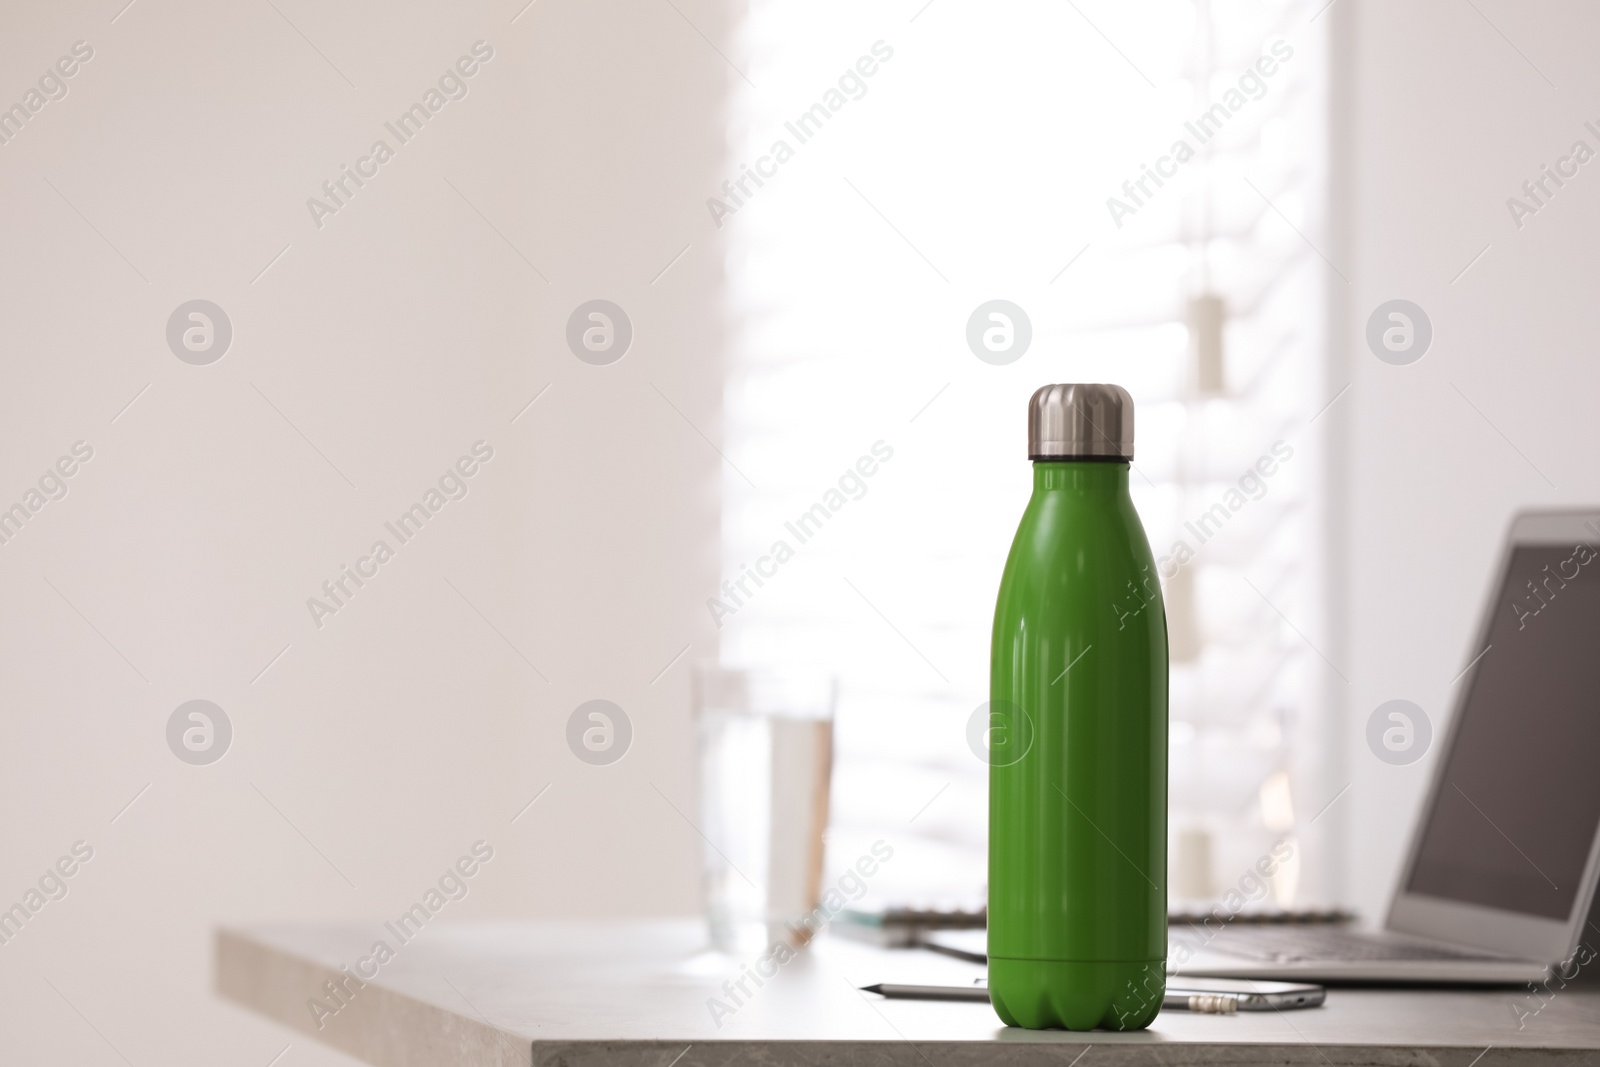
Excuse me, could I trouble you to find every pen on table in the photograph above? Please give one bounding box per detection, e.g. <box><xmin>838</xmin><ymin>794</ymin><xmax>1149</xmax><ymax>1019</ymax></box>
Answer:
<box><xmin>860</xmin><ymin>983</ymin><xmax>1239</xmax><ymax>1014</ymax></box>
<box><xmin>860</xmin><ymin>983</ymin><xmax>989</xmax><ymax>1002</ymax></box>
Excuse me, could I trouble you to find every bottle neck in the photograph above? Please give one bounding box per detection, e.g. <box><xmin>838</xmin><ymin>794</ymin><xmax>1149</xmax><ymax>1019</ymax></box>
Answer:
<box><xmin>1032</xmin><ymin>460</ymin><xmax>1130</xmax><ymax>494</ymax></box>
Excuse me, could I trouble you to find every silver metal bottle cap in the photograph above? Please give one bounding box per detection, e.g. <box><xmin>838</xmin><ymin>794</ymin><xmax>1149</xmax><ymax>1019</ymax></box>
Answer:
<box><xmin>1028</xmin><ymin>383</ymin><xmax>1135</xmax><ymax>460</ymax></box>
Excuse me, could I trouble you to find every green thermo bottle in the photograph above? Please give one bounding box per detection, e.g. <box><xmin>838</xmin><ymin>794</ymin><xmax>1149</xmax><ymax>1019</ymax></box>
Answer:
<box><xmin>987</xmin><ymin>383</ymin><xmax>1168</xmax><ymax>1030</ymax></box>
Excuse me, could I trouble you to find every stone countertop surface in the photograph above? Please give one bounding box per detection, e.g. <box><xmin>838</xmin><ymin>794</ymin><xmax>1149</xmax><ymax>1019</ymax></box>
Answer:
<box><xmin>215</xmin><ymin>920</ymin><xmax>1600</xmax><ymax>1067</ymax></box>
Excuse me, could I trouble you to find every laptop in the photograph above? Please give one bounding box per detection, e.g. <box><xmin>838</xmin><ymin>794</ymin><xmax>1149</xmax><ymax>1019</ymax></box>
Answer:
<box><xmin>1179</xmin><ymin>510</ymin><xmax>1600</xmax><ymax>983</ymax></box>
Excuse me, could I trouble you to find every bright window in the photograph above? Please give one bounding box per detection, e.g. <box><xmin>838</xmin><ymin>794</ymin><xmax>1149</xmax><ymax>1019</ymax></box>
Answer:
<box><xmin>717</xmin><ymin>0</ymin><xmax>1331</xmax><ymax>910</ymax></box>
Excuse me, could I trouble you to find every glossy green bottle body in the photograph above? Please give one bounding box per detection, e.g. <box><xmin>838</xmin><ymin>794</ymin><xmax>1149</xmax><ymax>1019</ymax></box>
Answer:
<box><xmin>988</xmin><ymin>461</ymin><xmax>1168</xmax><ymax>1030</ymax></box>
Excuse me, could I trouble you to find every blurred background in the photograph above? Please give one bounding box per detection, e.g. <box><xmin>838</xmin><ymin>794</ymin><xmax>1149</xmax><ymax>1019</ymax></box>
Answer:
<box><xmin>4</xmin><ymin>0</ymin><xmax>1600</xmax><ymax>1061</ymax></box>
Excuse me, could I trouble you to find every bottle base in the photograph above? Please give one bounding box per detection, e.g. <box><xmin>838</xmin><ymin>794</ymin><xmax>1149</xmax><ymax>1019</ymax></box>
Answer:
<box><xmin>988</xmin><ymin>958</ymin><xmax>1165</xmax><ymax>1031</ymax></box>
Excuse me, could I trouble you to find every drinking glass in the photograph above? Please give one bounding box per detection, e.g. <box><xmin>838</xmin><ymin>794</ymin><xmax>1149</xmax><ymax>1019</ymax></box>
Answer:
<box><xmin>693</xmin><ymin>666</ymin><xmax>836</xmax><ymax>954</ymax></box>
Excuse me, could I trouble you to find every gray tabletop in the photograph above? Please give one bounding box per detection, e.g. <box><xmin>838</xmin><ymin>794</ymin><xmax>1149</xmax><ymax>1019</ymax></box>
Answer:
<box><xmin>215</xmin><ymin>920</ymin><xmax>1600</xmax><ymax>1067</ymax></box>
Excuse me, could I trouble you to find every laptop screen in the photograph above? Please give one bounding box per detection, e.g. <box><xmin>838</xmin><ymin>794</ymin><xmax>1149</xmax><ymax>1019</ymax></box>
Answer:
<box><xmin>1405</xmin><ymin>541</ymin><xmax>1600</xmax><ymax>920</ymax></box>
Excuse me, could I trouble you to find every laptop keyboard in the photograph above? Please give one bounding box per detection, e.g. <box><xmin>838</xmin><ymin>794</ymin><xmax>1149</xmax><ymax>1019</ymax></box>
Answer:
<box><xmin>1202</xmin><ymin>925</ymin><xmax>1514</xmax><ymax>963</ymax></box>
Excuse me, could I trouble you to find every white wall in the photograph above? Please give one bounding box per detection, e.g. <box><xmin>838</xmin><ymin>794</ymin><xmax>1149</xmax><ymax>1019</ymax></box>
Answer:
<box><xmin>0</xmin><ymin>0</ymin><xmax>724</xmax><ymax>1062</ymax></box>
<box><xmin>1332</xmin><ymin>0</ymin><xmax>1600</xmax><ymax>923</ymax></box>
